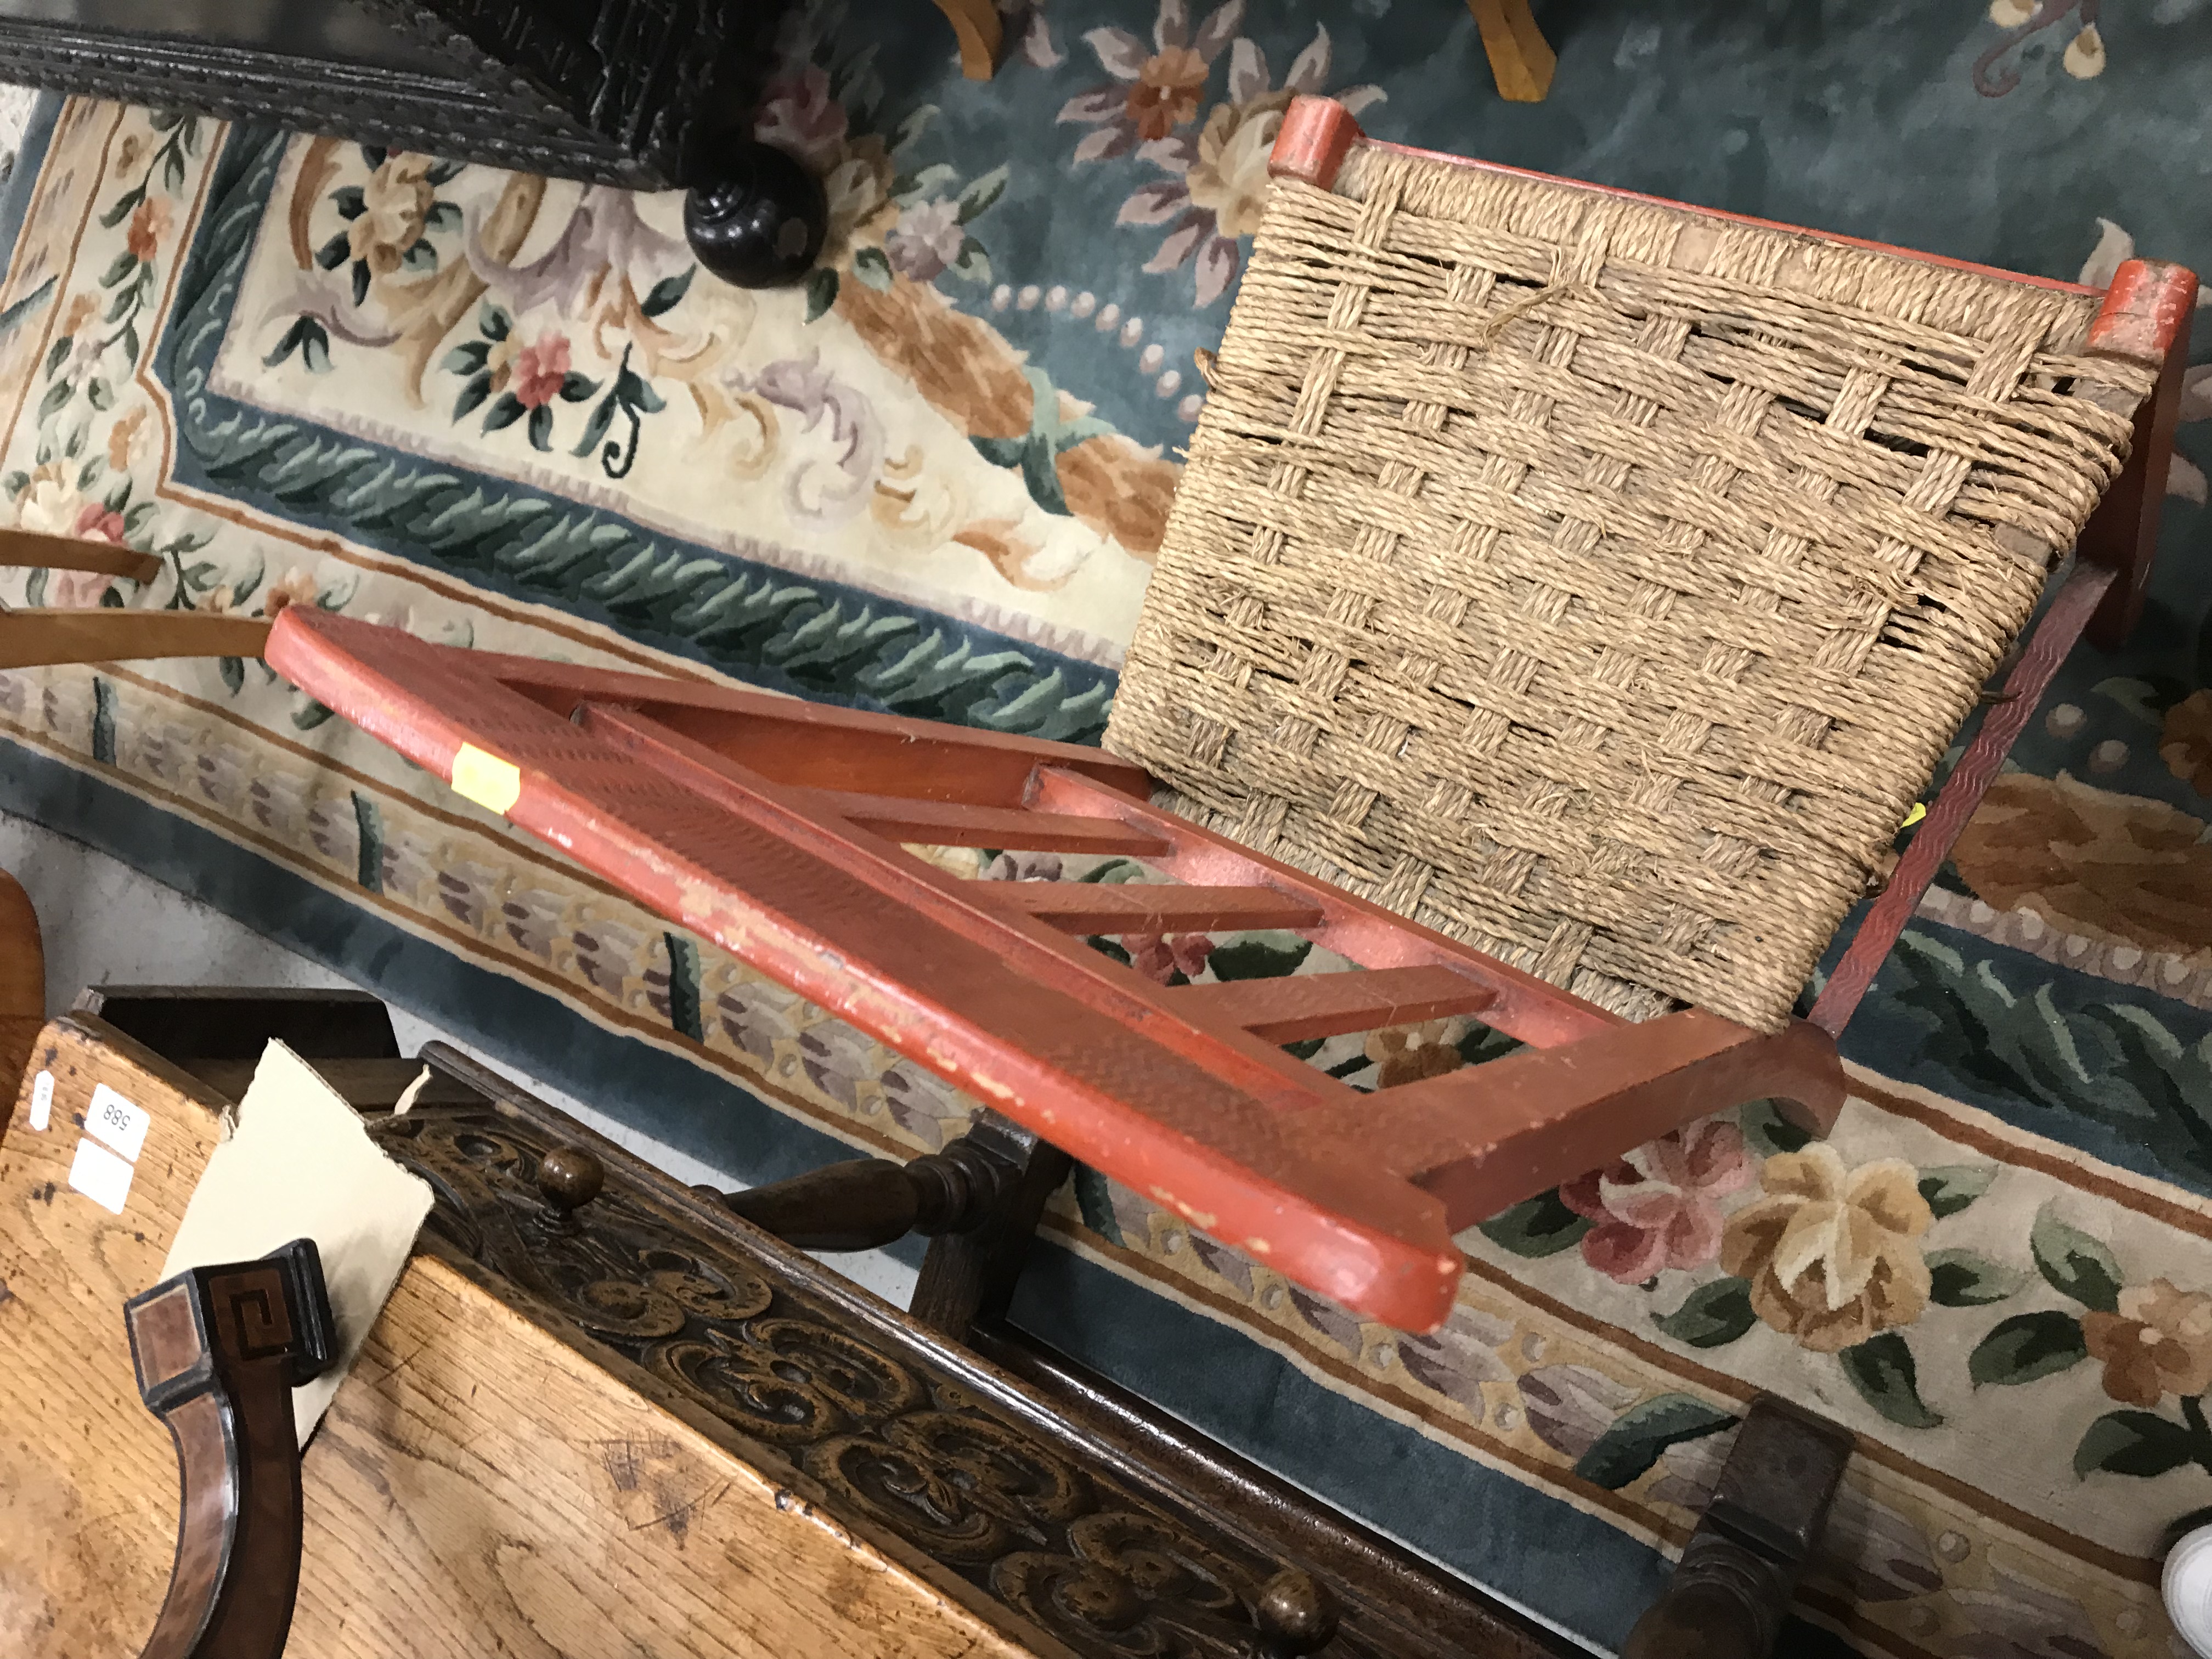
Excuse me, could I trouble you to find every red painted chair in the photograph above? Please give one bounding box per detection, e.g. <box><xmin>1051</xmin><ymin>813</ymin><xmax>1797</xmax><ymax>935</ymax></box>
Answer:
<box><xmin>268</xmin><ymin>100</ymin><xmax>2195</xmax><ymax>1334</ymax></box>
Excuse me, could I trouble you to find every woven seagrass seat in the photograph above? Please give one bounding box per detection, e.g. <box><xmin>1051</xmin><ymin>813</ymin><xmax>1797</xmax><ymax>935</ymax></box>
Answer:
<box><xmin>1108</xmin><ymin>100</ymin><xmax>2169</xmax><ymax>1032</ymax></box>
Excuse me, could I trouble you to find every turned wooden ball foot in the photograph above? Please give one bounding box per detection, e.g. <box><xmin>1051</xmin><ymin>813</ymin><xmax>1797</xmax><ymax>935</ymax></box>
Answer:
<box><xmin>684</xmin><ymin>140</ymin><xmax>826</xmax><ymax>289</ymax></box>
<box><xmin>1254</xmin><ymin>1567</ymin><xmax>1340</xmax><ymax>1656</ymax></box>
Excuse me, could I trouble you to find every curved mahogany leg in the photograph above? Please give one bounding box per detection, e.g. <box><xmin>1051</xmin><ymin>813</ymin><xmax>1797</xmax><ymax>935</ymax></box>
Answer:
<box><xmin>124</xmin><ymin>1239</ymin><xmax>337</xmax><ymax>1659</ymax></box>
<box><xmin>933</xmin><ymin>0</ymin><xmax>1002</xmax><ymax>78</ymax></box>
<box><xmin>1467</xmin><ymin>0</ymin><xmax>1556</xmax><ymax>101</ymax></box>
<box><xmin>0</xmin><ymin>868</ymin><xmax>42</xmax><ymax>1126</ymax></box>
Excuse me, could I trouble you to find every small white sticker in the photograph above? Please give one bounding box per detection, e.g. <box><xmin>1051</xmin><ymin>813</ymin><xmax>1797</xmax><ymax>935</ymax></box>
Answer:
<box><xmin>68</xmin><ymin>1137</ymin><xmax>133</xmax><ymax>1214</ymax></box>
<box><xmin>84</xmin><ymin>1083</ymin><xmax>150</xmax><ymax>1163</ymax></box>
<box><xmin>27</xmin><ymin>1070</ymin><xmax>52</xmax><ymax>1131</ymax></box>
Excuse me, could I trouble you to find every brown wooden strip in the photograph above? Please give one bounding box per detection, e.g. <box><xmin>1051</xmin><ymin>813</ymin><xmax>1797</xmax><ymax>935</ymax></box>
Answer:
<box><xmin>992</xmin><ymin>883</ymin><xmax>1324</xmax><ymax>935</ymax></box>
<box><xmin>0</xmin><ymin>526</ymin><xmax>161</xmax><ymax>582</ymax></box>
<box><xmin>804</xmin><ymin>788</ymin><xmax>1170</xmax><ymax>856</ymax></box>
<box><xmin>1170</xmin><ymin>966</ymin><xmax>1497</xmax><ymax>1043</ymax></box>
<box><xmin>0</xmin><ymin>611</ymin><xmax>270</xmax><ymax>670</ymax></box>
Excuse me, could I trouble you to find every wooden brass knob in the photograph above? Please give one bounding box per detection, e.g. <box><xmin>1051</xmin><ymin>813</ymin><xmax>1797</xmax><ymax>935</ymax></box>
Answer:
<box><xmin>537</xmin><ymin>1146</ymin><xmax>604</xmax><ymax>1215</ymax></box>
<box><xmin>1254</xmin><ymin>1567</ymin><xmax>1339</xmax><ymax>1654</ymax></box>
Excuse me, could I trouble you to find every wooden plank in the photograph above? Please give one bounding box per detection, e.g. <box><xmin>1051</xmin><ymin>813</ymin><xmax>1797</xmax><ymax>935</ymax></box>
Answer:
<box><xmin>0</xmin><ymin>610</ymin><xmax>269</xmax><ymax>670</ymax></box>
<box><xmin>992</xmin><ymin>882</ymin><xmax>1325</xmax><ymax>935</ymax></box>
<box><xmin>803</xmin><ymin>787</ymin><xmax>1170</xmax><ymax>856</ymax></box>
<box><xmin>0</xmin><ymin>1022</ymin><xmax>1040</xmax><ymax>1659</ymax></box>
<box><xmin>482</xmin><ymin>665</ymin><xmax>1149</xmax><ymax>810</ymax></box>
<box><xmin>0</xmin><ymin>1019</ymin><xmax>227</xmax><ymax>1658</ymax></box>
<box><xmin>1467</xmin><ymin>0</ymin><xmax>1555</xmax><ymax>102</ymax></box>
<box><xmin>0</xmin><ymin>871</ymin><xmax>41</xmax><ymax>1125</ymax></box>
<box><xmin>294</xmin><ymin>1260</ymin><xmax>1028</xmax><ymax>1659</ymax></box>
<box><xmin>930</xmin><ymin>0</ymin><xmax>1001</xmax><ymax>78</ymax></box>
<box><xmin>180</xmin><ymin>1057</ymin><xmax>481</xmax><ymax>1110</ymax></box>
<box><xmin>1170</xmin><ymin>966</ymin><xmax>1498</xmax><ymax>1044</ymax></box>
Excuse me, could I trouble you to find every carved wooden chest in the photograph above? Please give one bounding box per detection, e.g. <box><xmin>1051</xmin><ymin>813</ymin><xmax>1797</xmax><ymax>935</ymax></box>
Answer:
<box><xmin>0</xmin><ymin>1009</ymin><xmax>1561</xmax><ymax>1658</ymax></box>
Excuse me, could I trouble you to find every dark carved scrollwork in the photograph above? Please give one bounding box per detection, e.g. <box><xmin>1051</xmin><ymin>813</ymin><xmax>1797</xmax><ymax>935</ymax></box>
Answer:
<box><xmin>370</xmin><ymin>1099</ymin><xmax>1383</xmax><ymax>1659</ymax></box>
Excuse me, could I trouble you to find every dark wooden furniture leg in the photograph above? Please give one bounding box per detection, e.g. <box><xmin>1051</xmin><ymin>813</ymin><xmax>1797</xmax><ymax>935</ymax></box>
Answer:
<box><xmin>1621</xmin><ymin>1398</ymin><xmax>1853</xmax><ymax>1659</ymax></box>
<box><xmin>909</xmin><ymin>1114</ymin><xmax>1072</xmax><ymax>1340</ymax></box>
<box><xmin>125</xmin><ymin>1239</ymin><xmax>338</xmax><ymax>1659</ymax></box>
<box><xmin>699</xmin><ymin>1107</ymin><xmax>1071</xmax><ymax>1341</ymax></box>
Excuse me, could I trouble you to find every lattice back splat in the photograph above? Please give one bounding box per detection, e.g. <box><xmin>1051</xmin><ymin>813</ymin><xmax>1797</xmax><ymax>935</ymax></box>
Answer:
<box><xmin>270</xmin><ymin>608</ymin><xmax>1846</xmax><ymax>1333</ymax></box>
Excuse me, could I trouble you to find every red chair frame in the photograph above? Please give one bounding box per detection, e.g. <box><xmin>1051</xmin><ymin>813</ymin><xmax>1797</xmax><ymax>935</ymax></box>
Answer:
<box><xmin>268</xmin><ymin>106</ymin><xmax>2193</xmax><ymax>1334</ymax></box>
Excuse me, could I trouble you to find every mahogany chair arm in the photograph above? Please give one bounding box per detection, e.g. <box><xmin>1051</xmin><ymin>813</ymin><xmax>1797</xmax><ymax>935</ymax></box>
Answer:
<box><xmin>124</xmin><ymin>1239</ymin><xmax>337</xmax><ymax>1659</ymax></box>
<box><xmin>0</xmin><ymin>525</ymin><xmax>162</xmax><ymax>583</ymax></box>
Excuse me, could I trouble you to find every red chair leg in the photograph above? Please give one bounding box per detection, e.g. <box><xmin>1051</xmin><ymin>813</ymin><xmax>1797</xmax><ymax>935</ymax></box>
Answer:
<box><xmin>2079</xmin><ymin>260</ymin><xmax>2198</xmax><ymax>651</ymax></box>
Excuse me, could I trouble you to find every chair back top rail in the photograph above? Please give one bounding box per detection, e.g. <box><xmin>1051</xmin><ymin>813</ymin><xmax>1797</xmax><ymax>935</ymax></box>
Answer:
<box><xmin>1271</xmin><ymin>95</ymin><xmax>2103</xmax><ymax>297</ymax></box>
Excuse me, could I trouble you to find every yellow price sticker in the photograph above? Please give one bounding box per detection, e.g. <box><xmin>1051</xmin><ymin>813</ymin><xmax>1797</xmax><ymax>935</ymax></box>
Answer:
<box><xmin>450</xmin><ymin>743</ymin><xmax>521</xmax><ymax>815</ymax></box>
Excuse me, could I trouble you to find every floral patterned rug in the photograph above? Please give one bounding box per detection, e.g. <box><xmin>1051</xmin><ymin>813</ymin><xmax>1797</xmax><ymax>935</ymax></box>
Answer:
<box><xmin>0</xmin><ymin>2</ymin><xmax>2209</xmax><ymax>1654</ymax></box>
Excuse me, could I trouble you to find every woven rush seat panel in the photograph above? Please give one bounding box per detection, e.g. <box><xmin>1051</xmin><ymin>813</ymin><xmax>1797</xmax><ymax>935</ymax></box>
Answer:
<box><xmin>1108</xmin><ymin>145</ymin><xmax>2159</xmax><ymax>1032</ymax></box>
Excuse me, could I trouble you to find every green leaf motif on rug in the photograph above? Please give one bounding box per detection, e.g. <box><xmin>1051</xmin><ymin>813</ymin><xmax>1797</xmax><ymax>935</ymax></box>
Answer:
<box><xmin>1072</xmin><ymin>1163</ymin><xmax>1123</xmax><ymax>1248</ymax></box>
<box><xmin>1917</xmin><ymin>1165</ymin><xmax>1995</xmax><ymax>1219</ymax></box>
<box><xmin>1205</xmin><ymin>936</ymin><xmax>1312</xmax><ymax>981</ymax></box>
<box><xmin>1882</xmin><ymin>932</ymin><xmax>2212</xmax><ymax>1192</ymax></box>
<box><xmin>2030</xmin><ymin>1204</ymin><xmax>2124</xmax><ymax>1313</ymax></box>
<box><xmin>91</xmin><ymin>677</ymin><xmax>116</xmax><ymax>766</ymax></box>
<box><xmin>1652</xmin><ymin>1278</ymin><xmax>1758</xmax><ymax>1348</ymax></box>
<box><xmin>1839</xmin><ymin>1333</ymin><xmax>1942</xmax><ymax>1428</ymax></box>
<box><xmin>351</xmin><ymin>792</ymin><xmax>383</xmax><ymax>894</ymax></box>
<box><xmin>1572</xmin><ymin>1394</ymin><xmax>1736</xmax><ymax>1489</ymax></box>
<box><xmin>1477</xmin><ymin>1189</ymin><xmax>1590</xmax><ymax>1259</ymax></box>
<box><xmin>970</xmin><ymin>368</ymin><xmax>1112</xmax><ymax>518</ymax></box>
<box><xmin>1739</xmin><ymin>1099</ymin><xmax>1811</xmax><ymax>1157</ymax></box>
<box><xmin>2074</xmin><ymin>1408</ymin><xmax>2211</xmax><ymax>1480</ymax></box>
<box><xmin>1968</xmin><ymin>1310</ymin><xmax>2087</xmax><ymax>1387</ymax></box>
<box><xmin>663</xmin><ymin>932</ymin><xmax>703</xmax><ymax>1042</ymax></box>
<box><xmin>1926</xmin><ymin>1249</ymin><xmax>2026</xmax><ymax>1308</ymax></box>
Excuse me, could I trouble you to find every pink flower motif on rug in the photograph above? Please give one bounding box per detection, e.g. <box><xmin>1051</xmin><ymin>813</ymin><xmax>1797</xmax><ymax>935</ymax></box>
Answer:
<box><xmin>1560</xmin><ymin>1120</ymin><xmax>1754</xmax><ymax>1284</ymax></box>
<box><xmin>1058</xmin><ymin>0</ymin><xmax>1248</xmax><ymax>164</ymax></box>
<box><xmin>755</xmin><ymin>63</ymin><xmax>849</xmax><ymax>172</ymax></box>
<box><xmin>510</xmin><ymin>334</ymin><xmax>573</xmax><ymax>410</ymax></box>
<box><xmin>70</xmin><ymin>498</ymin><xmax>126</xmax><ymax>545</ymax></box>
<box><xmin>1126</xmin><ymin>931</ymin><xmax>1214</xmax><ymax>984</ymax></box>
<box><xmin>1099</xmin><ymin>24</ymin><xmax>1383</xmax><ymax>304</ymax></box>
